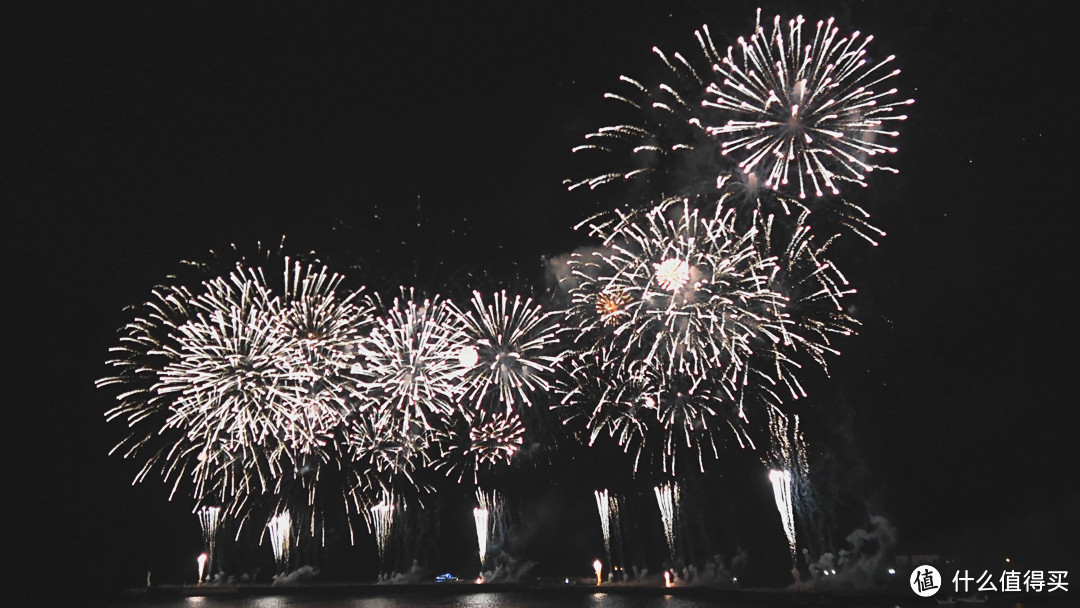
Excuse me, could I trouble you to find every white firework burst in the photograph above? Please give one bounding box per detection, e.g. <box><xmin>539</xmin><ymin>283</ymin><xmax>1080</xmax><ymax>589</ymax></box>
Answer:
<box><xmin>707</xmin><ymin>10</ymin><xmax>914</xmax><ymax>198</ymax></box>
<box><xmin>564</xmin><ymin>197</ymin><xmax>785</xmax><ymax>381</ymax></box>
<box><xmin>354</xmin><ymin>290</ymin><xmax>470</xmax><ymax>432</ymax></box>
<box><xmin>452</xmin><ymin>290</ymin><xmax>562</xmax><ymax>410</ymax></box>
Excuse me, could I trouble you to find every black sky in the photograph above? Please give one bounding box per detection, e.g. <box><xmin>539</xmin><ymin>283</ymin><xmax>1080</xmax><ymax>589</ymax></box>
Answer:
<box><xmin>9</xmin><ymin>0</ymin><xmax>1080</xmax><ymax>598</ymax></box>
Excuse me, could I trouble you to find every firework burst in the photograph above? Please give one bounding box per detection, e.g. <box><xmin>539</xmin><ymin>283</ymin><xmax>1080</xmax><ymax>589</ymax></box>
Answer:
<box><xmin>751</xmin><ymin>210</ymin><xmax>857</xmax><ymax>403</ymax></box>
<box><xmin>433</xmin><ymin>410</ymin><xmax>525</xmax><ymax>484</ymax></box>
<box><xmin>567</xmin><ymin>25</ymin><xmax>730</xmax><ymax>197</ymax></box>
<box><xmin>564</xmin><ymin>198</ymin><xmax>783</xmax><ymax>381</ymax></box>
<box><xmin>555</xmin><ymin>348</ymin><xmax>650</xmax><ymax>469</ymax></box>
<box><xmin>98</xmin><ymin>257</ymin><xmax>377</xmax><ymax>530</ymax></box>
<box><xmin>353</xmin><ymin>290</ymin><xmax>470</xmax><ymax>433</ymax></box>
<box><xmin>707</xmin><ymin>10</ymin><xmax>914</xmax><ymax>199</ymax></box>
<box><xmin>451</xmin><ymin>290</ymin><xmax>561</xmax><ymax>410</ymax></box>
<box><xmin>556</xmin><ymin>348</ymin><xmax>745</xmax><ymax>475</ymax></box>
<box><xmin>556</xmin><ymin>198</ymin><xmax>858</xmax><ymax>474</ymax></box>
<box><xmin>344</xmin><ymin>412</ymin><xmax>431</xmax><ymax>487</ymax></box>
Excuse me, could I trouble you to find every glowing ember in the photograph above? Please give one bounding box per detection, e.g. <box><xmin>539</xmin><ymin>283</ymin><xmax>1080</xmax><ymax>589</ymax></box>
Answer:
<box><xmin>595</xmin><ymin>291</ymin><xmax>632</xmax><ymax>326</ymax></box>
<box><xmin>653</xmin><ymin>258</ymin><xmax>691</xmax><ymax>291</ymax></box>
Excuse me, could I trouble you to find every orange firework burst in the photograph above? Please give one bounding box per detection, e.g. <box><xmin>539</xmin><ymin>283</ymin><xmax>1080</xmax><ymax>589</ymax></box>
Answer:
<box><xmin>595</xmin><ymin>291</ymin><xmax>632</xmax><ymax>326</ymax></box>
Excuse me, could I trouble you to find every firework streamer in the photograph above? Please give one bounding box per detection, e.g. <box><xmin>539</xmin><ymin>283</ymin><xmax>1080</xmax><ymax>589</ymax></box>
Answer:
<box><xmin>752</xmin><ymin>210</ymin><xmax>858</xmax><ymax>404</ymax></box>
<box><xmin>654</xmin><ymin>482</ymin><xmax>681</xmax><ymax>563</ymax></box>
<box><xmin>267</xmin><ymin>511</ymin><xmax>292</xmax><ymax>573</ymax></box>
<box><xmin>766</xmin><ymin>408</ymin><xmax>812</xmax><ymax>567</ymax></box>
<box><xmin>593</xmin><ymin>489</ymin><xmax>622</xmax><ymax>575</ymax></box>
<box><xmin>595</xmin><ymin>489</ymin><xmax>612</xmax><ymax>569</ymax></box>
<box><xmin>473</xmin><ymin>504</ymin><xmax>489</xmax><ymax>570</ymax></box>
<box><xmin>197</xmin><ymin>506</ymin><xmax>222</xmax><ymax>579</ymax></box>
<box><xmin>369</xmin><ymin>491</ymin><xmax>397</xmax><ymax>567</ymax></box>
<box><xmin>769</xmin><ymin>469</ymin><xmax>797</xmax><ymax>563</ymax></box>
<box><xmin>707</xmin><ymin>10</ymin><xmax>914</xmax><ymax>199</ymax></box>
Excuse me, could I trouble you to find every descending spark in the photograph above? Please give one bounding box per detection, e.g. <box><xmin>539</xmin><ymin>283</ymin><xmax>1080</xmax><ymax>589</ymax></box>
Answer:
<box><xmin>197</xmin><ymin>506</ymin><xmax>222</xmax><ymax>580</ymax></box>
<box><xmin>769</xmin><ymin>469</ymin><xmax>797</xmax><ymax>561</ymax></box>
<box><xmin>267</xmin><ymin>511</ymin><xmax>292</xmax><ymax>573</ymax></box>
<box><xmin>654</xmin><ymin>482</ymin><xmax>680</xmax><ymax>562</ymax></box>
<box><xmin>707</xmin><ymin>10</ymin><xmax>914</xmax><ymax>198</ymax></box>
<box><xmin>370</xmin><ymin>493</ymin><xmax>396</xmax><ymax>565</ymax></box>
<box><xmin>452</xmin><ymin>291</ymin><xmax>561</xmax><ymax>410</ymax></box>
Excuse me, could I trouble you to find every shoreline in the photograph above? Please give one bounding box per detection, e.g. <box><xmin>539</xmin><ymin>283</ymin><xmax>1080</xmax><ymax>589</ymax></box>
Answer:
<box><xmin>132</xmin><ymin>582</ymin><xmax>926</xmax><ymax>606</ymax></box>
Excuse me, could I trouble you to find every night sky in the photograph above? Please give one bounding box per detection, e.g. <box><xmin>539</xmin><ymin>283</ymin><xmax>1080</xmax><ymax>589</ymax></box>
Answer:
<box><xmin>10</xmin><ymin>1</ymin><xmax>1080</xmax><ymax>599</ymax></box>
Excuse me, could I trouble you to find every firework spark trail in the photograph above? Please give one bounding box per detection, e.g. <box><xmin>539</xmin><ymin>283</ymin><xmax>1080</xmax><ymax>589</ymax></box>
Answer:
<box><xmin>555</xmin><ymin>349</ymin><xmax>650</xmax><ymax>470</ymax></box>
<box><xmin>593</xmin><ymin>489</ymin><xmax>621</xmax><ymax>573</ymax></box>
<box><xmin>707</xmin><ymin>9</ymin><xmax>914</xmax><ymax>199</ymax></box>
<box><xmin>345</xmin><ymin>415</ymin><xmax>430</xmax><ymax>490</ymax></box>
<box><xmin>197</xmin><ymin>505</ymin><xmax>222</xmax><ymax>579</ymax></box>
<box><xmin>473</xmin><ymin>504</ymin><xmax>489</xmax><ymax>569</ymax></box>
<box><xmin>267</xmin><ymin>511</ymin><xmax>292</xmax><ymax>573</ymax></box>
<box><xmin>452</xmin><ymin>291</ymin><xmax>562</xmax><ymax>411</ymax></box>
<box><xmin>559</xmin><ymin>355</ymin><xmax>733</xmax><ymax>475</ymax></box>
<box><xmin>767</xmin><ymin>409</ymin><xmax>811</xmax><ymax>564</ymax></box>
<box><xmin>769</xmin><ymin>469</ymin><xmax>797</xmax><ymax>562</ymax></box>
<box><xmin>370</xmin><ymin>492</ymin><xmax>396</xmax><ymax>566</ymax></box>
<box><xmin>654</xmin><ymin>482</ymin><xmax>681</xmax><ymax>562</ymax></box>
